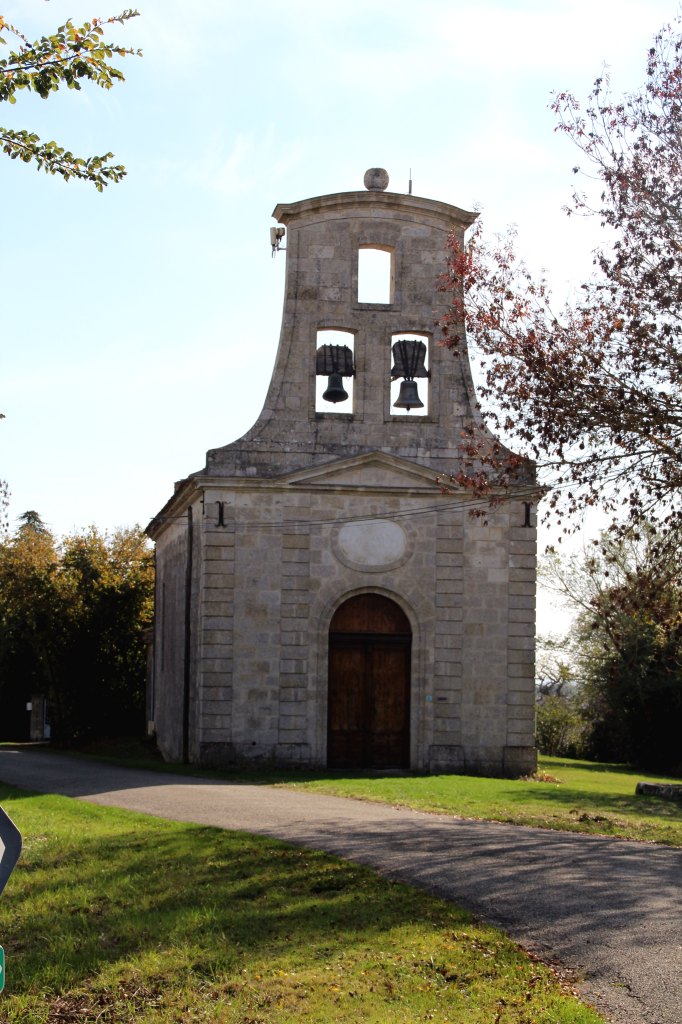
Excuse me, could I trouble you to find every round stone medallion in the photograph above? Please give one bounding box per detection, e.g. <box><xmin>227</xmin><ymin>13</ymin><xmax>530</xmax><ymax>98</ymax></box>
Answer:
<box><xmin>334</xmin><ymin>519</ymin><xmax>409</xmax><ymax>572</ymax></box>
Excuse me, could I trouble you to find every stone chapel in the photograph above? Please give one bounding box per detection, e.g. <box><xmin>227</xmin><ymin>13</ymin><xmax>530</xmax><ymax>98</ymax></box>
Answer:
<box><xmin>146</xmin><ymin>169</ymin><xmax>538</xmax><ymax>776</ymax></box>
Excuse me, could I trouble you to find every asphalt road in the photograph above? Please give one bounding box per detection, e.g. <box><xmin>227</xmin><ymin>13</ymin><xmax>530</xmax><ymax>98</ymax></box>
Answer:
<box><xmin>0</xmin><ymin>748</ymin><xmax>680</xmax><ymax>1024</ymax></box>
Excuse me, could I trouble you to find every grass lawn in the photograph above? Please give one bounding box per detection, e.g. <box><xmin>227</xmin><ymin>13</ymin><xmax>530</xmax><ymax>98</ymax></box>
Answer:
<box><xmin>0</xmin><ymin>785</ymin><xmax>604</xmax><ymax>1024</ymax></box>
<box><xmin>276</xmin><ymin>756</ymin><xmax>682</xmax><ymax>847</ymax></box>
<box><xmin>49</xmin><ymin>741</ymin><xmax>682</xmax><ymax>847</ymax></box>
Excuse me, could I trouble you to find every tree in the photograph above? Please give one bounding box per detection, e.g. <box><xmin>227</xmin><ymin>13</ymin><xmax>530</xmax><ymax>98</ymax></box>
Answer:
<box><xmin>534</xmin><ymin>636</ymin><xmax>586</xmax><ymax>758</ymax></box>
<box><xmin>0</xmin><ymin>512</ymin><xmax>62</xmax><ymax>738</ymax></box>
<box><xmin>0</xmin><ymin>9</ymin><xmax>140</xmax><ymax>189</ymax></box>
<box><xmin>55</xmin><ymin>525</ymin><xmax>154</xmax><ymax>743</ymax></box>
<box><xmin>439</xmin><ymin>18</ymin><xmax>682</xmax><ymax>536</ymax></box>
<box><xmin>0</xmin><ymin>454</ymin><xmax>7</xmax><ymax>533</ymax></box>
<box><xmin>542</xmin><ymin>529</ymin><xmax>682</xmax><ymax>772</ymax></box>
<box><xmin>0</xmin><ymin>518</ymin><xmax>154</xmax><ymax>744</ymax></box>
<box><xmin>535</xmin><ymin>693</ymin><xmax>585</xmax><ymax>759</ymax></box>
<box><xmin>16</xmin><ymin>509</ymin><xmax>49</xmax><ymax>533</ymax></box>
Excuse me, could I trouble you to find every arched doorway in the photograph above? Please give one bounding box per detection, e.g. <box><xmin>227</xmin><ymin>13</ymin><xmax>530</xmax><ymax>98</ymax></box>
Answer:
<box><xmin>327</xmin><ymin>594</ymin><xmax>411</xmax><ymax>769</ymax></box>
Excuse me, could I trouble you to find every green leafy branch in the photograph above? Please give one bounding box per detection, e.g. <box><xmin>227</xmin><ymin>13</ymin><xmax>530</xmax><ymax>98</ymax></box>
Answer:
<box><xmin>0</xmin><ymin>10</ymin><xmax>140</xmax><ymax>190</ymax></box>
<box><xmin>0</xmin><ymin>128</ymin><xmax>126</xmax><ymax>187</ymax></box>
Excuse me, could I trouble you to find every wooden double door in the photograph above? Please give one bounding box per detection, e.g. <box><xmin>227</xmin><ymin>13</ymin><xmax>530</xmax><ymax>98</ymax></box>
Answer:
<box><xmin>327</xmin><ymin>595</ymin><xmax>411</xmax><ymax>769</ymax></box>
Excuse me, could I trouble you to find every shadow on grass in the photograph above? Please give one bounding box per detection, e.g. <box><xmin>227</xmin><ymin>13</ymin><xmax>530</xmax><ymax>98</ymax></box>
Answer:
<box><xmin>5</xmin><ymin>778</ymin><xmax>680</xmax><ymax>999</ymax></box>
<box><xmin>2</xmin><ymin>787</ymin><xmax>477</xmax><ymax>994</ymax></box>
<box><xmin>3</xmin><ymin>779</ymin><xmax>680</xmax><ymax>1010</ymax></box>
<box><xmin>500</xmin><ymin>782</ymin><xmax>682</xmax><ymax>821</ymax></box>
<box><xmin>2</xmin><ymin>746</ymin><xmax>680</xmax><ymax>847</ymax></box>
<box><xmin>546</xmin><ymin>757</ymin><xmax>681</xmax><ymax>779</ymax></box>
<box><xmin>3</xmin><ymin>741</ymin><xmax>428</xmax><ymax>787</ymax></box>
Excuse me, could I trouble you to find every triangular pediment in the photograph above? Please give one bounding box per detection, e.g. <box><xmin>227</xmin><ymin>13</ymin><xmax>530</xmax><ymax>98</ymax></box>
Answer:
<box><xmin>282</xmin><ymin>451</ymin><xmax>441</xmax><ymax>492</ymax></box>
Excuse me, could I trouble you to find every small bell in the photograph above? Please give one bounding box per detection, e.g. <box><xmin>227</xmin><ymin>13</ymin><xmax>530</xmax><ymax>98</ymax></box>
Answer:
<box><xmin>394</xmin><ymin>379</ymin><xmax>424</xmax><ymax>411</ymax></box>
<box><xmin>322</xmin><ymin>372</ymin><xmax>349</xmax><ymax>404</ymax></box>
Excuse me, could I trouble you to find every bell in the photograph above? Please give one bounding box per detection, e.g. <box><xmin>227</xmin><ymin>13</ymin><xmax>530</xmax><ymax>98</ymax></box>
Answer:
<box><xmin>322</xmin><ymin>373</ymin><xmax>349</xmax><ymax>404</ymax></box>
<box><xmin>394</xmin><ymin>379</ymin><xmax>424</xmax><ymax>411</ymax></box>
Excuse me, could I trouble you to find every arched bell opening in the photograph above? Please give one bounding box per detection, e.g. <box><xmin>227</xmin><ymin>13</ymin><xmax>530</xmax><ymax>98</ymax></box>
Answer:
<box><xmin>390</xmin><ymin>333</ymin><xmax>430</xmax><ymax>416</ymax></box>
<box><xmin>327</xmin><ymin>594</ymin><xmax>411</xmax><ymax>769</ymax></box>
<box><xmin>315</xmin><ymin>329</ymin><xmax>355</xmax><ymax>412</ymax></box>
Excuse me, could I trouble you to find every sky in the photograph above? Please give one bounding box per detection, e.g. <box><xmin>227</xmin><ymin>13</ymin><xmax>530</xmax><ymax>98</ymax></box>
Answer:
<box><xmin>1</xmin><ymin>0</ymin><xmax>679</xmax><ymax>633</ymax></box>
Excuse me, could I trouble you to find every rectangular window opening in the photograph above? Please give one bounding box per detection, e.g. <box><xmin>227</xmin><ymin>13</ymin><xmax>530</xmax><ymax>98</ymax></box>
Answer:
<box><xmin>358</xmin><ymin>246</ymin><xmax>394</xmax><ymax>304</ymax></box>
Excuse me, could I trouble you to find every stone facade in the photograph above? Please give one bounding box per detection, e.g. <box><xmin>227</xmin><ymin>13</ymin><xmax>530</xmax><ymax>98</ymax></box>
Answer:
<box><xmin>147</xmin><ymin>174</ymin><xmax>538</xmax><ymax>776</ymax></box>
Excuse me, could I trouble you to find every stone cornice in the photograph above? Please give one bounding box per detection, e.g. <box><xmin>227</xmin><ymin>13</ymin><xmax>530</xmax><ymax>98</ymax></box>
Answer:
<box><xmin>273</xmin><ymin>190</ymin><xmax>477</xmax><ymax>231</ymax></box>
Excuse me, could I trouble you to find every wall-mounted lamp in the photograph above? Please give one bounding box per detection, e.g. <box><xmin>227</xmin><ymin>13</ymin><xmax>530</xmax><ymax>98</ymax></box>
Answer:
<box><xmin>270</xmin><ymin>226</ymin><xmax>286</xmax><ymax>257</ymax></box>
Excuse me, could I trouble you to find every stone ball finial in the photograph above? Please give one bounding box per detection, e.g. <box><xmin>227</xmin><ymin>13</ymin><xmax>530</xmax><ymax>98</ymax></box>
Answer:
<box><xmin>364</xmin><ymin>168</ymin><xmax>389</xmax><ymax>191</ymax></box>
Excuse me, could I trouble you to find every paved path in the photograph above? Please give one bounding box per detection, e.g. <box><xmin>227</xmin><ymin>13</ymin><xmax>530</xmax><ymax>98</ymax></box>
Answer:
<box><xmin>0</xmin><ymin>748</ymin><xmax>680</xmax><ymax>1024</ymax></box>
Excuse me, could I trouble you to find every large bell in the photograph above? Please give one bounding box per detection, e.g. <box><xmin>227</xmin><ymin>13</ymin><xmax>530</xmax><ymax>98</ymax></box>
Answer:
<box><xmin>322</xmin><ymin>372</ymin><xmax>349</xmax><ymax>404</ymax></box>
<box><xmin>394</xmin><ymin>379</ymin><xmax>424</xmax><ymax>411</ymax></box>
